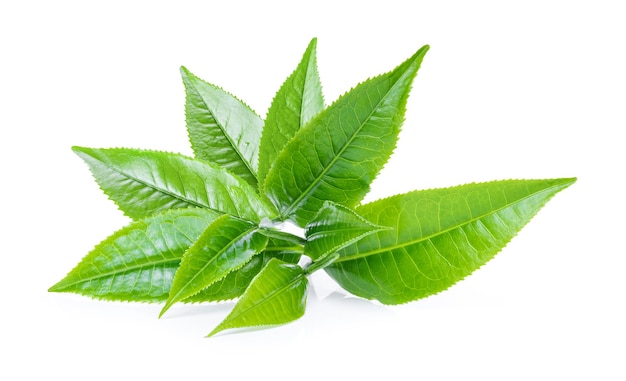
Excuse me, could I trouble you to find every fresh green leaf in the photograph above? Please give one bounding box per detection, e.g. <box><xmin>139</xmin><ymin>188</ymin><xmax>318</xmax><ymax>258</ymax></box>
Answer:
<box><xmin>49</xmin><ymin>208</ymin><xmax>220</xmax><ymax>302</ymax></box>
<box><xmin>208</xmin><ymin>258</ymin><xmax>308</xmax><ymax>337</ymax></box>
<box><xmin>305</xmin><ymin>201</ymin><xmax>390</xmax><ymax>261</ymax></box>
<box><xmin>257</xmin><ymin>37</ymin><xmax>324</xmax><ymax>186</ymax></box>
<box><xmin>73</xmin><ymin>146</ymin><xmax>276</xmax><ymax>221</ymax></box>
<box><xmin>325</xmin><ymin>178</ymin><xmax>576</xmax><ymax>305</ymax></box>
<box><xmin>257</xmin><ymin>227</ymin><xmax>306</xmax><ymax>247</ymax></box>
<box><xmin>160</xmin><ymin>215</ymin><xmax>268</xmax><ymax>317</ymax></box>
<box><xmin>186</xmin><ymin>248</ymin><xmax>302</xmax><ymax>303</ymax></box>
<box><xmin>52</xmin><ymin>39</ymin><xmax>577</xmax><ymax>337</ymax></box>
<box><xmin>181</xmin><ymin>66</ymin><xmax>263</xmax><ymax>187</ymax></box>
<box><xmin>262</xmin><ymin>236</ymin><xmax>305</xmax><ymax>258</ymax></box>
<box><xmin>264</xmin><ymin>45</ymin><xmax>429</xmax><ymax>226</ymax></box>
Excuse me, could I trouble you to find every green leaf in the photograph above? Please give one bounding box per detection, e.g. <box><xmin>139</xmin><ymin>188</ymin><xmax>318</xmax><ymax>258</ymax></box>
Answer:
<box><xmin>160</xmin><ymin>215</ymin><xmax>268</xmax><ymax>317</ymax></box>
<box><xmin>257</xmin><ymin>38</ymin><xmax>324</xmax><ymax>186</ymax></box>
<box><xmin>305</xmin><ymin>201</ymin><xmax>390</xmax><ymax>261</ymax></box>
<box><xmin>73</xmin><ymin>146</ymin><xmax>276</xmax><ymax>221</ymax></box>
<box><xmin>49</xmin><ymin>208</ymin><xmax>220</xmax><ymax>302</ymax></box>
<box><xmin>325</xmin><ymin>178</ymin><xmax>576</xmax><ymax>305</ymax></box>
<box><xmin>186</xmin><ymin>248</ymin><xmax>302</xmax><ymax>303</ymax></box>
<box><xmin>208</xmin><ymin>258</ymin><xmax>308</xmax><ymax>337</ymax></box>
<box><xmin>181</xmin><ymin>66</ymin><xmax>263</xmax><ymax>187</ymax></box>
<box><xmin>264</xmin><ymin>45</ymin><xmax>429</xmax><ymax>226</ymax></box>
<box><xmin>258</xmin><ymin>227</ymin><xmax>306</xmax><ymax>247</ymax></box>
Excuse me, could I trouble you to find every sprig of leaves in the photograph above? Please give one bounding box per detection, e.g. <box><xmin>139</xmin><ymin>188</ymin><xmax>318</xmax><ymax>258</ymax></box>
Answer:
<box><xmin>50</xmin><ymin>38</ymin><xmax>575</xmax><ymax>337</ymax></box>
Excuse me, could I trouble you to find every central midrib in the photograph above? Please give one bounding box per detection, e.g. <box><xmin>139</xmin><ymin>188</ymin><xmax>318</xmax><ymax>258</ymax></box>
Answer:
<box><xmin>169</xmin><ymin>226</ymin><xmax>259</xmax><ymax>302</ymax></box>
<box><xmin>95</xmin><ymin>155</ymin><xmax>222</xmax><ymax>214</ymax></box>
<box><xmin>191</xmin><ymin>82</ymin><xmax>258</xmax><ymax>182</ymax></box>
<box><xmin>59</xmin><ymin>256</ymin><xmax>181</xmax><ymax>287</ymax></box>
<box><xmin>228</xmin><ymin>271</ymin><xmax>305</xmax><ymax>320</ymax></box>
<box><xmin>333</xmin><ymin>185</ymin><xmax>563</xmax><ymax>263</ymax></box>
<box><xmin>280</xmin><ymin>67</ymin><xmax>413</xmax><ymax>220</ymax></box>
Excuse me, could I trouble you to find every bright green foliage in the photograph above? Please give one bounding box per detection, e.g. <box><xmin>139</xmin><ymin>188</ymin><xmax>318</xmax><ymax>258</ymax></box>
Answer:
<box><xmin>49</xmin><ymin>208</ymin><xmax>220</xmax><ymax>302</ymax></box>
<box><xmin>264</xmin><ymin>45</ymin><xmax>429</xmax><ymax>226</ymax></box>
<box><xmin>186</xmin><ymin>248</ymin><xmax>302</xmax><ymax>303</ymax></box>
<box><xmin>51</xmin><ymin>39</ymin><xmax>575</xmax><ymax>337</ymax></box>
<box><xmin>258</xmin><ymin>38</ymin><xmax>324</xmax><ymax>186</ymax></box>
<box><xmin>72</xmin><ymin>146</ymin><xmax>276</xmax><ymax>221</ymax></box>
<box><xmin>305</xmin><ymin>201</ymin><xmax>390</xmax><ymax>261</ymax></box>
<box><xmin>326</xmin><ymin>178</ymin><xmax>576</xmax><ymax>304</ymax></box>
<box><xmin>181</xmin><ymin>66</ymin><xmax>263</xmax><ymax>187</ymax></box>
<box><xmin>160</xmin><ymin>215</ymin><xmax>268</xmax><ymax>317</ymax></box>
<box><xmin>208</xmin><ymin>258</ymin><xmax>308</xmax><ymax>337</ymax></box>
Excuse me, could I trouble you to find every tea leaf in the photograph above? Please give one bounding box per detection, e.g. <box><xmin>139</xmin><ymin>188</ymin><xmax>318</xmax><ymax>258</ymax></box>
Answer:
<box><xmin>160</xmin><ymin>215</ymin><xmax>268</xmax><ymax>317</ymax></box>
<box><xmin>49</xmin><ymin>208</ymin><xmax>220</xmax><ymax>302</ymax></box>
<box><xmin>182</xmin><ymin>66</ymin><xmax>262</xmax><ymax>187</ymax></box>
<box><xmin>325</xmin><ymin>178</ymin><xmax>576</xmax><ymax>304</ymax></box>
<box><xmin>208</xmin><ymin>258</ymin><xmax>308</xmax><ymax>337</ymax></box>
<box><xmin>73</xmin><ymin>147</ymin><xmax>276</xmax><ymax>221</ymax></box>
<box><xmin>264</xmin><ymin>45</ymin><xmax>429</xmax><ymax>226</ymax></box>
<box><xmin>258</xmin><ymin>38</ymin><xmax>324</xmax><ymax>186</ymax></box>
<box><xmin>187</xmin><ymin>247</ymin><xmax>302</xmax><ymax>303</ymax></box>
<box><xmin>305</xmin><ymin>201</ymin><xmax>390</xmax><ymax>261</ymax></box>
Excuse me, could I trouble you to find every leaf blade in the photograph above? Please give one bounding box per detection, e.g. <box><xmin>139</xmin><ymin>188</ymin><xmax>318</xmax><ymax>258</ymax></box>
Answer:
<box><xmin>208</xmin><ymin>258</ymin><xmax>308</xmax><ymax>337</ymax></box>
<box><xmin>182</xmin><ymin>66</ymin><xmax>263</xmax><ymax>187</ymax></box>
<box><xmin>304</xmin><ymin>201</ymin><xmax>390</xmax><ymax>261</ymax></box>
<box><xmin>257</xmin><ymin>38</ymin><xmax>324</xmax><ymax>186</ymax></box>
<box><xmin>73</xmin><ymin>147</ymin><xmax>276</xmax><ymax>221</ymax></box>
<box><xmin>187</xmin><ymin>246</ymin><xmax>302</xmax><ymax>303</ymax></box>
<box><xmin>160</xmin><ymin>215</ymin><xmax>268</xmax><ymax>317</ymax></box>
<box><xmin>49</xmin><ymin>208</ymin><xmax>220</xmax><ymax>302</ymax></box>
<box><xmin>264</xmin><ymin>45</ymin><xmax>429</xmax><ymax>225</ymax></box>
<box><xmin>325</xmin><ymin>178</ymin><xmax>576</xmax><ymax>304</ymax></box>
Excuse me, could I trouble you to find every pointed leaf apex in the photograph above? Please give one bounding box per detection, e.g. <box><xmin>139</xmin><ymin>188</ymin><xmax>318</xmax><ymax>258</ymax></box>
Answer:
<box><xmin>48</xmin><ymin>282</ymin><xmax>64</xmax><ymax>293</ymax></box>
<box><xmin>158</xmin><ymin>302</ymin><xmax>172</xmax><ymax>318</ymax></box>
<box><xmin>71</xmin><ymin>145</ymin><xmax>87</xmax><ymax>154</ymax></box>
<box><xmin>206</xmin><ymin>327</ymin><xmax>222</xmax><ymax>338</ymax></box>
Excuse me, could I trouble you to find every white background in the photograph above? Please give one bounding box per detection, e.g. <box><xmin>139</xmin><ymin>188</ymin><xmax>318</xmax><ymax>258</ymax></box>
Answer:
<box><xmin>1</xmin><ymin>1</ymin><xmax>624</xmax><ymax>379</ymax></box>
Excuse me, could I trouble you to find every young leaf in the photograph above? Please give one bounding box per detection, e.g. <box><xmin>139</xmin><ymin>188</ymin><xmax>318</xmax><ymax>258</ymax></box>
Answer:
<box><xmin>325</xmin><ymin>178</ymin><xmax>576</xmax><ymax>305</ymax></box>
<box><xmin>182</xmin><ymin>66</ymin><xmax>263</xmax><ymax>187</ymax></box>
<box><xmin>73</xmin><ymin>147</ymin><xmax>276</xmax><ymax>221</ymax></box>
<box><xmin>257</xmin><ymin>38</ymin><xmax>324</xmax><ymax>186</ymax></box>
<box><xmin>186</xmin><ymin>248</ymin><xmax>302</xmax><ymax>303</ymax></box>
<box><xmin>160</xmin><ymin>215</ymin><xmax>268</xmax><ymax>317</ymax></box>
<box><xmin>264</xmin><ymin>45</ymin><xmax>429</xmax><ymax>226</ymax></box>
<box><xmin>304</xmin><ymin>201</ymin><xmax>390</xmax><ymax>261</ymax></box>
<box><xmin>49</xmin><ymin>208</ymin><xmax>220</xmax><ymax>302</ymax></box>
<box><xmin>208</xmin><ymin>258</ymin><xmax>308</xmax><ymax>337</ymax></box>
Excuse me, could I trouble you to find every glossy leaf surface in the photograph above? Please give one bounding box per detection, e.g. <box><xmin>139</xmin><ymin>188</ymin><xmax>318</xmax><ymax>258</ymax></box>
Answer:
<box><xmin>182</xmin><ymin>66</ymin><xmax>262</xmax><ymax>187</ymax></box>
<box><xmin>264</xmin><ymin>45</ymin><xmax>429</xmax><ymax>226</ymax></box>
<box><xmin>160</xmin><ymin>215</ymin><xmax>268</xmax><ymax>316</ymax></box>
<box><xmin>187</xmin><ymin>248</ymin><xmax>302</xmax><ymax>303</ymax></box>
<box><xmin>305</xmin><ymin>201</ymin><xmax>390</xmax><ymax>261</ymax></box>
<box><xmin>325</xmin><ymin>178</ymin><xmax>576</xmax><ymax>304</ymax></box>
<box><xmin>208</xmin><ymin>258</ymin><xmax>308</xmax><ymax>337</ymax></box>
<box><xmin>49</xmin><ymin>208</ymin><xmax>220</xmax><ymax>302</ymax></box>
<box><xmin>257</xmin><ymin>38</ymin><xmax>324</xmax><ymax>186</ymax></box>
<box><xmin>73</xmin><ymin>147</ymin><xmax>276</xmax><ymax>221</ymax></box>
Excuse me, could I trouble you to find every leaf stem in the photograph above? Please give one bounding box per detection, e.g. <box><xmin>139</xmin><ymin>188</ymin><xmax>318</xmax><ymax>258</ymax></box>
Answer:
<box><xmin>304</xmin><ymin>252</ymin><xmax>339</xmax><ymax>275</ymax></box>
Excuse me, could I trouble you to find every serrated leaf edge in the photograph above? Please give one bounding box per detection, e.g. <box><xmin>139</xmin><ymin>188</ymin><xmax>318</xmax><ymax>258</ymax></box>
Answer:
<box><xmin>207</xmin><ymin>261</ymin><xmax>307</xmax><ymax>337</ymax></box>
<box><xmin>181</xmin><ymin>66</ymin><xmax>260</xmax><ymax>183</ymax></box>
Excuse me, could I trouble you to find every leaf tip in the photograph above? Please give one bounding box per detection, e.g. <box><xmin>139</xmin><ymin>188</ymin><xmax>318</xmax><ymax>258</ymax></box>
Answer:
<box><xmin>180</xmin><ymin>65</ymin><xmax>191</xmax><ymax>77</ymax></box>
<box><xmin>206</xmin><ymin>326</ymin><xmax>223</xmax><ymax>338</ymax></box>
<box><xmin>158</xmin><ymin>301</ymin><xmax>173</xmax><ymax>318</ymax></box>
<box><xmin>48</xmin><ymin>282</ymin><xmax>64</xmax><ymax>293</ymax></box>
<box><xmin>71</xmin><ymin>145</ymin><xmax>87</xmax><ymax>154</ymax></box>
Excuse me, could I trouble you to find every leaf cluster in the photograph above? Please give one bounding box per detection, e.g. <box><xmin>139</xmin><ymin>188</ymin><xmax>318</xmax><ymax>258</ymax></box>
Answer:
<box><xmin>50</xmin><ymin>38</ymin><xmax>575</xmax><ymax>336</ymax></box>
